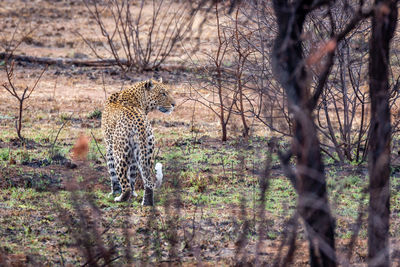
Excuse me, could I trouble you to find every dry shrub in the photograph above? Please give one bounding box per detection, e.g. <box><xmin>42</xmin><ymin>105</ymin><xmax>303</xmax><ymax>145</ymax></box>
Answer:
<box><xmin>81</xmin><ymin>0</ymin><xmax>203</xmax><ymax>72</ymax></box>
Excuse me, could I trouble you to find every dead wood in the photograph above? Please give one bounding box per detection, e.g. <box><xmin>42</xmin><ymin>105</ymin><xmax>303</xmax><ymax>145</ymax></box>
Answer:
<box><xmin>0</xmin><ymin>52</ymin><xmax>237</xmax><ymax>74</ymax></box>
<box><xmin>0</xmin><ymin>52</ymin><xmax>123</xmax><ymax>67</ymax></box>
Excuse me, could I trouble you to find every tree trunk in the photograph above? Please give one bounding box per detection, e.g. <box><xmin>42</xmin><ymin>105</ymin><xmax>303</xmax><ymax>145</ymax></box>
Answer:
<box><xmin>271</xmin><ymin>1</ymin><xmax>336</xmax><ymax>266</ymax></box>
<box><xmin>17</xmin><ymin>99</ymin><xmax>24</xmax><ymax>141</ymax></box>
<box><xmin>368</xmin><ymin>1</ymin><xmax>397</xmax><ymax>266</ymax></box>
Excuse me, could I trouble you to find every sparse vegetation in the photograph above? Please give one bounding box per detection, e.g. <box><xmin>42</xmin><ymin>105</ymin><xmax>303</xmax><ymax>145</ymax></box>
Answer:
<box><xmin>0</xmin><ymin>0</ymin><xmax>400</xmax><ymax>266</ymax></box>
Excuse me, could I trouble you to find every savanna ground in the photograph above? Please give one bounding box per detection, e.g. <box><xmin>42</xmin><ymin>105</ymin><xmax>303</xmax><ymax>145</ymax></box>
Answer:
<box><xmin>0</xmin><ymin>0</ymin><xmax>399</xmax><ymax>266</ymax></box>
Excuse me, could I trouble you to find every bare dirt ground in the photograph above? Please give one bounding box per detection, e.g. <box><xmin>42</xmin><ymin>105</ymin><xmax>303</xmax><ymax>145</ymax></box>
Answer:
<box><xmin>0</xmin><ymin>0</ymin><xmax>399</xmax><ymax>266</ymax></box>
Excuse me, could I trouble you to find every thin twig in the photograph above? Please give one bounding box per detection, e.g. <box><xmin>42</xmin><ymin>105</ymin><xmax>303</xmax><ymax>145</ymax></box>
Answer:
<box><xmin>50</xmin><ymin>114</ymin><xmax>73</xmax><ymax>157</ymax></box>
<box><xmin>90</xmin><ymin>130</ymin><xmax>107</xmax><ymax>163</ymax></box>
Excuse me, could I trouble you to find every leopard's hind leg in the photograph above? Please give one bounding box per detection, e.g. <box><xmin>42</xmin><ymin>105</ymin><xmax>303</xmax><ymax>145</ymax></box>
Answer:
<box><xmin>113</xmin><ymin>142</ymin><xmax>133</xmax><ymax>202</ymax></box>
<box><xmin>106</xmin><ymin>146</ymin><xmax>121</xmax><ymax>197</ymax></box>
<box><xmin>127</xmin><ymin>155</ymin><xmax>139</xmax><ymax>198</ymax></box>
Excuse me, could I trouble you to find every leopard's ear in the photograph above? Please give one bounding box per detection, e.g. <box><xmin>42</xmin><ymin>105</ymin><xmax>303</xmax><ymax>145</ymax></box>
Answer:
<box><xmin>144</xmin><ymin>80</ymin><xmax>154</xmax><ymax>91</ymax></box>
<box><xmin>158</xmin><ymin>77</ymin><xmax>163</xmax><ymax>83</ymax></box>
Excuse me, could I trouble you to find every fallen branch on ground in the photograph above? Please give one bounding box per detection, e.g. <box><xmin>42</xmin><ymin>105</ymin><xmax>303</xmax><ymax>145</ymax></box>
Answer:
<box><xmin>0</xmin><ymin>52</ymin><xmax>238</xmax><ymax>74</ymax></box>
<box><xmin>0</xmin><ymin>52</ymin><xmax>121</xmax><ymax>67</ymax></box>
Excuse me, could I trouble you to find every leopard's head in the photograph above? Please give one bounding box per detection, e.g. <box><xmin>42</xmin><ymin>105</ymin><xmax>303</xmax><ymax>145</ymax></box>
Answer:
<box><xmin>144</xmin><ymin>78</ymin><xmax>176</xmax><ymax>114</ymax></box>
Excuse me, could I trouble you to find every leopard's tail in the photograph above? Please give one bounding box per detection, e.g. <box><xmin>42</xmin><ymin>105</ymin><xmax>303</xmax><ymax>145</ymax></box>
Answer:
<box><xmin>155</xmin><ymin>163</ymin><xmax>163</xmax><ymax>188</ymax></box>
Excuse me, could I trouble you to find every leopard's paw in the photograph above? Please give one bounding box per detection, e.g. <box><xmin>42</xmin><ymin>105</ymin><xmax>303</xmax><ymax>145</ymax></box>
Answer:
<box><xmin>114</xmin><ymin>195</ymin><xmax>123</xmax><ymax>202</ymax></box>
<box><xmin>114</xmin><ymin>191</ymin><xmax>131</xmax><ymax>202</ymax></box>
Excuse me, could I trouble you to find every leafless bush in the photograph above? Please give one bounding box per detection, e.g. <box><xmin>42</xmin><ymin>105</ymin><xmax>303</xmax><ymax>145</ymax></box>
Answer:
<box><xmin>234</xmin><ymin>0</ymin><xmax>400</xmax><ymax>165</ymax></box>
<box><xmin>187</xmin><ymin>2</ymin><xmax>236</xmax><ymax>141</ymax></box>
<box><xmin>1</xmin><ymin>27</ymin><xmax>47</xmax><ymax>142</ymax></box>
<box><xmin>305</xmin><ymin>2</ymin><xmax>400</xmax><ymax>164</ymax></box>
<box><xmin>187</xmin><ymin>2</ymin><xmax>296</xmax><ymax>141</ymax></box>
<box><xmin>2</xmin><ymin>61</ymin><xmax>47</xmax><ymax>142</ymax></box>
<box><xmin>239</xmin><ymin>1</ymin><xmax>293</xmax><ymax>137</ymax></box>
<box><xmin>303</xmin><ymin>3</ymin><xmax>372</xmax><ymax>164</ymax></box>
<box><xmin>81</xmin><ymin>0</ymin><xmax>201</xmax><ymax>72</ymax></box>
<box><xmin>187</xmin><ymin>2</ymin><xmax>261</xmax><ymax>141</ymax></box>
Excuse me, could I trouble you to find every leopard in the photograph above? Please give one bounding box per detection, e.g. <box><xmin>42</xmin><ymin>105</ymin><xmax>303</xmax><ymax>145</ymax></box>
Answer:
<box><xmin>101</xmin><ymin>78</ymin><xmax>175</xmax><ymax>206</ymax></box>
